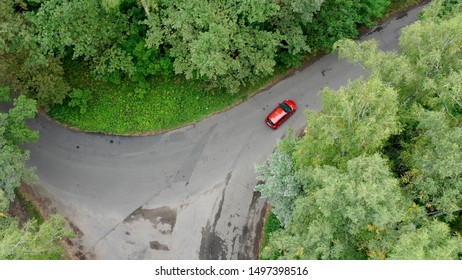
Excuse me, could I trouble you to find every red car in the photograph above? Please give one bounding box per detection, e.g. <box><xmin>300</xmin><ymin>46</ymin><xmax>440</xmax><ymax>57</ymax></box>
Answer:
<box><xmin>265</xmin><ymin>100</ymin><xmax>297</xmax><ymax>129</ymax></box>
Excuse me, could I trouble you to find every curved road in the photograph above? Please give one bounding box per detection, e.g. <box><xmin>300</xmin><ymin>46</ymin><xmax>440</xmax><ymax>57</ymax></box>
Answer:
<box><xmin>25</xmin><ymin>5</ymin><xmax>425</xmax><ymax>259</ymax></box>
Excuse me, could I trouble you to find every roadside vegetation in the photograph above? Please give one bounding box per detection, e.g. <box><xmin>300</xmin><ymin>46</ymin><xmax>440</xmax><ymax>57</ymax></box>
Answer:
<box><xmin>1</xmin><ymin>0</ymin><xmax>423</xmax><ymax>134</ymax></box>
<box><xmin>256</xmin><ymin>0</ymin><xmax>462</xmax><ymax>260</ymax></box>
<box><xmin>0</xmin><ymin>87</ymin><xmax>73</xmax><ymax>259</ymax></box>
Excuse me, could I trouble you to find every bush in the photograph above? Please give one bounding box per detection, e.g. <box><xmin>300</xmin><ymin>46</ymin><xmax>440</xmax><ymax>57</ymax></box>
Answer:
<box><xmin>68</xmin><ymin>89</ymin><xmax>93</xmax><ymax>114</ymax></box>
<box><xmin>304</xmin><ymin>0</ymin><xmax>391</xmax><ymax>52</ymax></box>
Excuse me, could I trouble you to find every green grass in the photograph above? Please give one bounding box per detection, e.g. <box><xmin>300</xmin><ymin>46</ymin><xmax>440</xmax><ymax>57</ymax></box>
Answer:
<box><xmin>49</xmin><ymin>61</ymin><xmax>286</xmax><ymax>135</ymax></box>
<box><xmin>259</xmin><ymin>210</ymin><xmax>282</xmax><ymax>260</ymax></box>
<box><xmin>14</xmin><ymin>188</ymin><xmax>44</xmax><ymax>225</ymax></box>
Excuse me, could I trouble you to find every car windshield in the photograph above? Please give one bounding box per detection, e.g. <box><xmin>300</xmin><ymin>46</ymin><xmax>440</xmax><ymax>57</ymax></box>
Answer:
<box><xmin>267</xmin><ymin>118</ymin><xmax>275</xmax><ymax>126</ymax></box>
<box><xmin>280</xmin><ymin>102</ymin><xmax>292</xmax><ymax>113</ymax></box>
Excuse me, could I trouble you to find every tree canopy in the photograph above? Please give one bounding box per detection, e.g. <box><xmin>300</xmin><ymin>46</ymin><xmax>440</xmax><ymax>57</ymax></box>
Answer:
<box><xmin>261</xmin><ymin>154</ymin><xmax>409</xmax><ymax>260</ymax></box>
<box><xmin>294</xmin><ymin>77</ymin><xmax>400</xmax><ymax>169</ymax></box>
<box><xmin>1</xmin><ymin>0</ymin><xmax>395</xmax><ymax>107</ymax></box>
<box><xmin>255</xmin><ymin>131</ymin><xmax>302</xmax><ymax>227</ymax></box>
<box><xmin>0</xmin><ymin>87</ymin><xmax>37</xmax><ymax>201</ymax></box>
<box><xmin>258</xmin><ymin>0</ymin><xmax>462</xmax><ymax>260</ymax></box>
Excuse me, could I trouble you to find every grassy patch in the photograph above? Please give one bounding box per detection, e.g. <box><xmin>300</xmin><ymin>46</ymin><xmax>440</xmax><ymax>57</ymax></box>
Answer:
<box><xmin>259</xmin><ymin>210</ymin><xmax>282</xmax><ymax>260</ymax></box>
<box><xmin>13</xmin><ymin>188</ymin><xmax>44</xmax><ymax>225</ymax></box>
<box><xmin>49</xmin><ymin>61</ymin><xmax>286</xmax><ymax>135</ymax></box>
<box><xmin>389</xmin><ymin>0</ymin><xmax>427</xmax><ymax>13</ymax></box>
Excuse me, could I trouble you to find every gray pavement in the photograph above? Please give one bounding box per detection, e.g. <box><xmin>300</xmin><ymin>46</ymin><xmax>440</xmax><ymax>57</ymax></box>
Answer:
<box><xmin>24</xmin><ymin>4</ymin><xmax>426</xmax><ymax>259</ymax></box>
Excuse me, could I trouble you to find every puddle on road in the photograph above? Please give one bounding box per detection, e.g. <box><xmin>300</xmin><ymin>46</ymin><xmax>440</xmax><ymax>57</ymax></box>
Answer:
<box><xmin>124</xmin><ymin>206</ymin><xmax>177</xmax><ymax>235</ymax></box>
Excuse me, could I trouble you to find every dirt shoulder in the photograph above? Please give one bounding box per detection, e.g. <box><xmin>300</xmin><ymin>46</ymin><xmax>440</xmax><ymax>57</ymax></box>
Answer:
<box><xmin>16</xmin><ymin>183</ymin><xmax>85</xmax><ymax>260</ymax></box>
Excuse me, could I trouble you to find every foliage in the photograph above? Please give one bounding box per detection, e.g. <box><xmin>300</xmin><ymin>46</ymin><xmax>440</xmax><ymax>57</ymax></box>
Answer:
<box><xmin>335</xmin><ymin>39</ymin><xmax>420</xmax><ymax>103</ymax></box>
<box><xmin>294</xmin><ymin>77</ymin><xmax>400</xmax><ymax>169</ymax></box>
<box><xmin>419</xmin><ymin>0</ymin><xmax>462</xmax><ymax>20</ymax></box>
<box><xmin>143</xmin><ymin>0</ymin><xmax>324</xmax><ymax>93</ymax></box>
<box><xmin>388</xmin><ymin>219</ymin><xmax>462</xmax><ymax>260</ymax></box>
<box><xmin>0</xmin><ymin>215</ymin><xmax>73</xmax><ymax>260</ymax></box>
<box><xmin>390</xmin><ymin>0</ymin><xmax>421</xmax><ymax>11</ymax></box>
<box><xmin>92</xmin><ymin>46</ymin><xmax>135</xmax><ymax>84</ymax></box>
<box><xmin>68</xmin><ymin>89</ymin><xmax>93</xmax><ymax>114</ymax></box>
<box><xmin>96</xmin><ymin>1</ymin><xmax>175</xmax><ymax>86</ymax></box>
<box><xmin>120</xmin><ymin>37</ymin><xmax>174</xmax><ymax>84</ymax></box>
<box><xmin>14</xmin><ymin>187</ymin><xmax>44</xmax><ymax>224</ymax></box>
<box><xmin>400</xmin><ymin>6</ymin><xmax>462</xmax><ymax>77</ymax></box>
<box><xmin>13</xmin><ymin>57</ymin><xmax>71</xmax><ymax>108</ymax></box>
<box><xmin>0</xmin><ymin>0</ymin><xmax>71</xmax><ymax>107</ymax></box>
<box><xmin>0</xmin><ymin>86</ymin><xmax>71</xmax><ymax>260</ymax></box>
<box><xmin>425</xmin><ymin>70</ymin><xmax>462</xmax><ymax>117</ymax></box>
<box><xmin>262</xmin><ymin>154</ymin><xmax>409</xmax><ymax>260</ymax></box>
<box><xmin>0</xmin><ymin>189</ymin><xmax>8</xmax><ymax>214</ymax></box>
<box><xmin>261</xmin><ymin>1</ymin><xmax>462</xmax><ymax>260</ymax></box>
<box><xmin>259</xmin><ymin>211</ymin><xmax>282</xmax><ymax>259</ymax></box>
<box><xmin>0</xmin><ymin>88</ymin><xmax>38</xmax><ymax>201</ymax></box>
<box><xmin>402</xmin><ymin>109</ymin><xmax>462</xmax><ymax>221</ymax></box>
<box><xmin>49</xmin><ymin>60</ymin><xmax>287</xmax><ymax>134</ymax></box>
<box><xmin>337</xmin><ymin>4</ymin><xmax>462</xmax><ymax>221</ymax></box>
<box><xmin>3</xmin><ymin>96</ymin><xmax>38</xmax><ymax>144</ymax></box>
<box><xmin>271</xmin><ymin>0</ymin><xmax>324</xmax><ymax>65</ymax></box>
<box><xmin>304</xmin><ymin>0</ymin><xmax>391</xmax><ymax>52</ymax></box>
<box><xmin>255</xmin><ymin>131</ymin><xmax>302</xmax><ymax>227</ymax></box>
<box><xmin>0</xmin><ymin>141</ymin><xmax>36</xmax><ymax>202</ymax></box>
<box><xmin>337</xmin><ymin>3</ymin><xmax>462</xmax><ymax>108</ymax></box>
<box><xmin>28</xmin><ymin>0</ymin><xmax>127</xmax><ymax>60</ymax></box>
<box><xmin>2</xmin><ymin>0</ymin><xmax>425</xmax><ymax>113</ymax></box>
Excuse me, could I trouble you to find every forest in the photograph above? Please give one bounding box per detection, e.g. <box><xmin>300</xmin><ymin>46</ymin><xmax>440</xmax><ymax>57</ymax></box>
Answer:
<box><xmin>256</xmin><ymin>0</ymin><xmax>462</xmax><ymax>259</ymax></box>
<box><xmin>0</xmin><ymin>0</ymin><xmax>414</xmax><ymax>133</ymax></box>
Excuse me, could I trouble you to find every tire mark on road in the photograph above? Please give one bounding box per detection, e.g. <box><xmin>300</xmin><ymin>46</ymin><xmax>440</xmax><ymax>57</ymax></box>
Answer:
<box><xmin>173</xmin><ymin>123</ymin><xmax>217</xmax><ymax>184</ymax></box>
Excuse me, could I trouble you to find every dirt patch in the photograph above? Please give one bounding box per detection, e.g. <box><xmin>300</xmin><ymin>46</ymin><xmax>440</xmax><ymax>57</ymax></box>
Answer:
<box><xmin>18</xmin><ymin>184</ymin><xmax>55</xmax><ymax>219</ymax></box>
<box><xmin>149</xmin><ymin>241</ymin><xmax>169</xmax><ymax>251</ymax></box>
<box><xmin>124</xmin><ymin>206</ymin><xmax>177</xmax><ymax>235</ymax></box>
<box><xmin>251</xmin><ymin>193</ymin><xmax>268</xmax><ymax>260</ymax></box>
<box><xmin>16</xmin><ymin>183</ymin><xmax>86</xmax><ymax>260</ymax></box>
<box><xmin>8</xmin><ymin>196</ymin><xmax>33</xmax><ymax>226</ymax></box>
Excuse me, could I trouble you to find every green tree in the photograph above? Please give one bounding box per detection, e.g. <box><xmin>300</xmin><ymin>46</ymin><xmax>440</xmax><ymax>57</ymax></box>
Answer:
<box><xmin>335</xmin><ymin>39</ymin><xmax>419</xmax><ymax>103</ymax></box>
<box><xmin>0</xmin><ymin>88</ymin><xmax>38</xmax><ymax>201</ymax></box>
<box><xmin>28</xmin><ymin>0</ymin><xmax>128</xmax><ymax>60</ymax></box>
<box><xmin>294</xmin><ymin>77</ymin><xmax>401</xmax><ymax>169</ymax></box>
<box><xmin>268</xmin><ymin>0</ymin><xmax>324</xmax><ymax>55</ymax></box>
<box><xmin>400</xmin><ymin>4</ymin><xmax>462</xmax><ymax>77</ymax></box>
<box><xmin>255</xmin><ymin>131</ymin><xmax>302</xmax><ymax>227</ymax></box>
<box><xmin>143</xmin><ymin>0</ymin><xmax>324</xmax><ymax>92</ymax></box>
<box><xmin>304</xmin><ymin>0</ymin><xmax>390</xmax><ymax>52</ymax></box>
<box><xmin>0</xmin><ymin>0</ymin><xmax>70</xmax><ymax>107</ymax></box>
<box><xmin>261</xmin><ymin>1</ymin><xmax>462</xmax><ymax>260</ymax></box>
<box><xmin>262</xmin><ymin>154</ymin><xmax>409</xmax><ymax>260</ymax></box>
<box><xmin>425</xmin><ymin>70</ymin><xmax>462</xmax><ymax>117</ymax></box>
<box><xmin>336</xmin><ymin>1</ymin><xmax>462</xmax><ymax>107</ymax></box>
<box><xmin>388</xmin><ymin>219</ymin><xmax>462</xmax><ymax>260</ymax></box>
<box><xmin>402</xmin><ymin>108</ymin><xmax>462</xmax><ymax>221</ymax></box>
<box><xmin>0</xmin><ymin>214</ymin><xmax>73</xmax><ymax>260</ymax></box>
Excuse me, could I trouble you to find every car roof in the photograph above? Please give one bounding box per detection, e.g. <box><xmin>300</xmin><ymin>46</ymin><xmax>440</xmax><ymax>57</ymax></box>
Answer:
<box><xmin>268</xmin><ymin>105</ymin><xmax>287</xmax><ymax>123</ymax></box>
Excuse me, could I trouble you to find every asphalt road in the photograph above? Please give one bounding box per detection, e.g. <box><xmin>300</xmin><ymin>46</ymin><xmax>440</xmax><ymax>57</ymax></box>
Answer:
<box><xmin>23</xmin><ymin>4</ymin><xmax>426</xmax><ymax>259</ymax></box>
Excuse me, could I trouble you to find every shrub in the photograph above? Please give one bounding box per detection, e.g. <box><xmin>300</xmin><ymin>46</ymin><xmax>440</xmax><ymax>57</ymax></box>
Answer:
<box><xmin>68</xmin><ymin>89</ymin><xmax>93</xmax><ymax>114</ymax></box>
